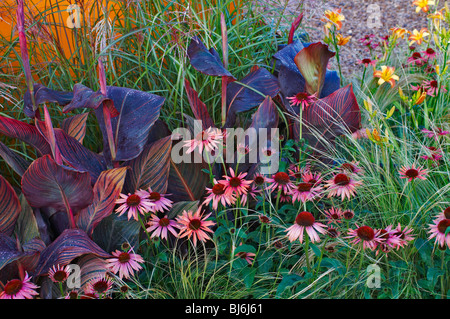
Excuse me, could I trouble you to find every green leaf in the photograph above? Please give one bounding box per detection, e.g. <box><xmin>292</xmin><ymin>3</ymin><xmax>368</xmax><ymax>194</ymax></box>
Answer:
<box><xmin>276</xmin><ymin>274</ymin><xmax>302</xmax><ymax>298</ymax></box>
<box><xmin>241</xmin><ymin>267</ymin><xmax>256</xmax><ymax>289</ymax></box>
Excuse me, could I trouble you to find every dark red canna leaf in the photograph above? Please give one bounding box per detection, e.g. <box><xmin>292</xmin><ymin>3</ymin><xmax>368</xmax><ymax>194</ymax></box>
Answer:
<box><xmin>273</xmin><ymin>40</ymin><xmax>340</xmax><ymax>110</ymax></box>
<box><xmin>60</xmin><ymin>112</ymin><xmax>89</xmax><ymax>144</ymax></box>
<box><xmin>54</xmin><ymin>128</ymin><xmax>107</xmax><ymax>183</ymax></box>
<box><xmin>90</xmin><ymin>86</ymin><xmax>165</xmax><ymax>162</ymax></box>
<box><xmin>35</xmin><ymin>104</ymin><xmax>62</xmax><ymax>164</ymax></box>
<box><xmin>0</xmin><ymin>175</ymin><xmax>21</xmax><ymax>236</ymax></box>
<box><xmin>225</xmin><ymin>67</ymin><xmax>280</xmax><ymax>127</ymax></box>
<box><xmin>0</xmin><ymin>115</ymin><xmax>51</xmax><ymax>156</ymax></box>
<box><xmin>21</xmin><ymin>155</ymin><xmax>94</xmax><ymax>214</ymax></box>
<box><xmin>294</xmin><ymin>42</ymin><xmax>335</xmax><ymax>97</ymax></box>
<box><xmin>288</xmin><ymin>12</ymin><xmax>304</xmax><ymax>45</ymax></box>
<box><xmin>301</xmin><ymin>84</ymin><xmax>361</xmax><ymax>153</ymax></box>
<box><xmin>24</xmin><ymin>84</ymin><xmax>74</xmax><ymax>118</ymax></box>
<box><xmin>123</xmin><ymin>136</ymin><xmax>172</xmax><ymax>195</ymax></box>
<box><xmin>78</xmin><ymin>254</ymin><xmax>108</xmax><ymax>290</ymax></box>
<box><xmin>76</xmin><ymin>167</ymin><xmax>127</xmax><ymax>235</ymax></box>
<box><xmin>167</xmin><ymin>148</ymin><xmax>209</xmax><ymax>202</ymax></box>
<box><xmin>33</xmin><ymin>228</ymin><xmax>110</xmax><ymax>276</ymax></box>
<box><xmin>0</xmin><ymin>141</ymin><xmax>31</xmax><ymax>176</ymax></box>
<box><xmin>187</xmin><ymin>36</ymin><xmax>234</xmax><ymax>78</ymax></box>
<box><xmin>184</xmin><ymin>79</ymin><xmax>215</xmax><ymax>130</ymax></box>
<box><xmin>62</xmin><ymin>83</ymin><xmax>118</xmax><ymax>116</ymax></box>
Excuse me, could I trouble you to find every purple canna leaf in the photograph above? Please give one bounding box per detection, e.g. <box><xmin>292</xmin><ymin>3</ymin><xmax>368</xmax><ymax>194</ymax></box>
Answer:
<box><xmin>0</xmin><ymin>175</ymin><xmax>21</xmax><ymax>237</ymax></box>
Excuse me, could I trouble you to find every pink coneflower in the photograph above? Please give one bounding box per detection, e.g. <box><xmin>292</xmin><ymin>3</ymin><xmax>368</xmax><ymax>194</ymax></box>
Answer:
<box><xmin>259</xmin><ymin>215</ymin><xmax>271</xmax><ymax>224</ymax></box>
<box><xmin>266</xmin><ymin>171</ymin><xmax>295</xmax><ymax>194</ymax></box>
<box><xmin>325</xmin><ymin>172</ymin><xmax>363</xmax><ymax>200</ymax></box>
<box><xmin>219</xmin><ymin>168</ymin><xmax>253</xmax><ymax>197</ymax></box>
<box><xmin>434</xmin><ymin>207</ymin><xmax>450</xmax><ymax>221</ymax></box>
<box><xmin>84</xmin><ymin>276</ymin><xmax>114</xmax><ymax>295</ymax></box>
<box><xmin>323</xmin><ymin>207</ymin><xmax>344</xmax><ymax>224</ymax></box>
<box><xmin>407</xmin><ymin>52</ymin><xmax>425</xmax><ymax>66</ymax></box>
<box><xmin>285</xmin><ymin>211</ymin><xmax>327</xmax><ymax>243</ymax></box>
<box><xmin>235</xmin><ymin>250</ymin><xmax>256</xmax><ymax>265</ymax></box>
<box><xmin>204</xmin><ymin>180</ymin><xmax>236</xmax><ymax>210</ymax></box>
<box><xmin>342</xmin><ymin>209</ymin><xmax>355</xmax><ymax>220</ymax></box>
<box><xmin>392</xmin><ymin>223</ymin><xmax>415</xmax><ymax>249</ymax></box>
<box><xmin>0</xmin><ymin>273</ymin><xmax>39</xmax><ymax>299</ymax></box>
<box><xmin>288</xmin><ymin>164</ymin><xmax>310</xmax><ymax>180</ymax></box>
<box><xmin>240</xmin><ymin>184</ymin><xmax>261</xmax><ymax>205</ymax></box>
<box><xmin>290</xmin><ymin>182</ymin><xmax>323</xmax><ymax>203</ymax></box>
<box><xmin>421</xmin><ymin>146</ymin><xmax>443</xmax><ymax>162</ymax></box>
<box><xmin>326</xmin><ymin>227</ymin><xmax>340</xmax><ymax>238</ymax></box>
<box><xmin>115</xmin><ymin>190</ymin><xmax>154</xmax><ymax>221</ymax></box>
<box><xmin>48</xmin><ymin>264</ymin><xmax>71</xmax><ymax>283</ymax></box>
<box><xmin>253</xmin><ymin>173</ymin><xmax>266</xmax><ymax>186</ymax></box>
<box><xmin>422</xmin><ymin>127</ymin><xmax>450</xmax><ymax>139</ymax></box>
<box><xmin>346</xmin><ymin>225</ymin><xmax>382</xmax><ymax>251</ymax></box>
<box><xmin>175</xmin><ymin>207</ymin><xmax>215</xmax><ymax>247</ymax></box>
<box><xmin>428</xmin><ymin>218</ymin><xmax>450</xmax><ymax>249</ymax></box>
<box><xmin>286</xmin><ymin>92</ymin><xmax>316</xmax><ymax>110</ymax></box>
<box><xmin>375</xmin><ymin>225</ymin><xmax>402</xmax><ymax>255</ymax></box>
<box><xmin>106</xmin><ymin>250</ymin><xmax>144</xmax><ymax>279</ymax></box>
<box><xmin>423</xmin><ymin>79</ymin><xmax>446</xmax><ymax>96</ymax></box>
<box><xmin>261</xmin><ymin>146</ymin><xmax>277</xmax><ymax>158</ymax></box>
<box><xmin>184</xmin><ymin>127</ymin><xmax>223</xmax><ymax>154</ymax></box>
<box><xmin>339</xmin><ymin>161</ymin><xmax>363</xmax><ymax>175</ymax></box>
<box><xmin>399</xmin><ymin>164</ymin><xmax>429</xmax><ymax>182</ymax></box>
<box><xmin>422</xmin><ymin>47</ymin><xmax>436</xmax><ymax>60</ymax></box>
<box><xmin>147</xmin><ymin>187</ymin><xmax>173</xmax><ymax>213</ymax></box>
<box><xmin>301</xmin><ymin>170</ymin><xmax>323</xmax><ymax>186</ymax></box>
<box><xmin>357</xmin><ymin>58</ymin><xmax>377</xmax><ymax>67</ymax></box>
<box><xmin>146</xmin><ymin>214</ymin><xmax>178</xmax><ymax>240</ymax></box>
<box><xmin>237</xmin><ymin>143</ymin><xmax>251</xmax><ymax>155</ymax></box>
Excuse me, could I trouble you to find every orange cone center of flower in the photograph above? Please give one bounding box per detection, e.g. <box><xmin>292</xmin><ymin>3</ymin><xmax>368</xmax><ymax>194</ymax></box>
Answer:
<box><xmin>330</xmin><ymin>212</ymin><xmax>340</xmax><ymax>220</ymax></box>
<box><xmin>405</xmin><ymin>169</ymin><xmax>419</xmax><ymax>179</ymax></box>
<box><xmin>357</xmin><ymin>226</ymin><xmax>375</xmax><ymax>241</ymax></box>
<box><xmin>53</xmin><ymin>270</ymin><xmax>68</xmax><ymax>282</ymax></box>
<box><xmin>229</xmin><ymin>177</ymin><xmax>242</xmax><ymax>188</ymax></box>
<box><xmin>444</xmin><ymin>207</ymin><xmax>450</xmax><ymax>219</ymax></box>
<box><xmin>412</xmin><ymin>52</ymin><xmax>422</xmax><ymax>59</ymax></box>
<box><xmin>159</xmin><ymin>217</ymin><xmax>170</xmax><ymax>227</ymax></box>
<box><xmin>118</xmin><ymin>252</ymin><xmax>131</xmax><ymax>263</ymax></box>
<box><xmin>362</xmin><ymin>58</ymin><xmax>372</xmax><ymax>64</ymax></box>
<box><xmin>126</xmin><ymin>194</ymin><xmax>141</xmax><ymax>207</ymax></box>
<box><xmin>189</xmin><ymin>218</ymin><xmax>202</xmax><ymax>230</ymax></box>
<box><xmin>334</xmin><ymin>173</ymin><xmax>350</xmax><ymax>186</ymax></box>
<box><xmin>437</xmin><ymin>219</ymin><xmax>450</xmax><ymax>234</ymax></box>
<box><xmin>93</xmin><ymin>280</ymin><xmax>109</xmax><ymax>293</ymax></box>
<box><xmin>212</xmin><ymin>183</ymin><xmax>226</xmax><ymax>195</ymax></box>
<box><xmin>297</xmin><ymin>182</ymin><xmax>313</xmax><ymax>192</ymax></box>
<box><xmin>254</xmin><ymin>176</ymin><xmax>265</xmax><ymax>185</ymax></box>
<box><xmin>430</xmin><ymin>80</ymin><xmax>438</xmax><ymax>88</ymax></box>
<box><xmin>295</xmin><ymin>211</ymin><xmax>315</xmax><ymax>227</ymax></box>
<box><xmin>68</xmin><ymin>291</ymin><xmax>79</xmax><ymax>299</ymax></box>
<box><xmin>274</xmin><ymin>172</ymin><xmax>290</xmax><ymax>185</ymax></box>
<box><xmin>4</xmin><ymin>279</ymin><xmax>23</xmax><ymax>295</ymax></box>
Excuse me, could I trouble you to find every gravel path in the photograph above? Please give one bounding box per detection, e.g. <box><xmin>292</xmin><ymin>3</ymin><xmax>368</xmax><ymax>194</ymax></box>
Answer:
<box><xmin>255</xmin><ymin>0</ymin><xmax>430</xmax><ymax>78</ymax></box>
